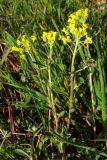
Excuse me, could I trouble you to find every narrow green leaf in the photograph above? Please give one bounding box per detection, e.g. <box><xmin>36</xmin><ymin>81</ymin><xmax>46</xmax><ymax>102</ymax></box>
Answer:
<box><xmin>14</xmin><ymin>149</ymin><xmax>32</xmax><ymax>160</ymax></box>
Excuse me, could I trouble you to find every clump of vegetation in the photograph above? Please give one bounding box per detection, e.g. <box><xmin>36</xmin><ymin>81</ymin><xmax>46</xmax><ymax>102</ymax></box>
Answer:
<box><xmin>0</xmin><ymin>0</ymin><xmax>107</xmax><ymax>159</ymax></box>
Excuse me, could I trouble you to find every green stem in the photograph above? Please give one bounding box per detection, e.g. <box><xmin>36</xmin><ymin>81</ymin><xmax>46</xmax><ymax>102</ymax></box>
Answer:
<box><xmin>0</xmin><ymin>138</ymin><xmax>6</xmax><ymax>150</ymax></box>
<box><xmin>47</xmin><ymin>46</ymin><xmax>58</xmax><ymax>131</ymax></box>
<box><xmin>67</xmin><ymin>40</ymin><xmax>78</xmax><ymax>128</ymax></box>
<box><xmin>88</xmin><ymin>69</ymin><xmax>96</xmax><ymax>134</ymax></box>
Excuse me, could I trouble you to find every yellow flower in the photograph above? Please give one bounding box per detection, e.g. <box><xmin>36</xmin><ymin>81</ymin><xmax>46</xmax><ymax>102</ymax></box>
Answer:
<box><xmin>11</xmin><ymin>46</ymin><xmax>24</xmax><ymax>53</ymax></box>
<box><xmin>16</xmin><ymin>35</ymin><xmax>31</xmax><ymax>52</ymax></box>
<box><xmin>75</xmin><ymin>8</ymin><xmax>89</xmax><ymax>20</ymax></box>
<box><xmin>61</xmin><ymin>36</ymin><xmax>72</xmax><ymax>44</ymax></box>
<box><xmin>42</xmin><ymin>31</ymin><xmax>57</xmax><ymax>46</ymax></box>
<box><xmin>67</xmin><ymin>8</ymin><xmax>90</xmax><ymax>39</ymax></box>
<box><xmin>42</xmin><ymin>32</ymin><xmax>47</xmax><ymax>42</ymax></box>
<box><xmin>62</xmin><ymin>28</ymin><xmax>69</xmax><ymax>35</ymax></box>
<box><xmin>17</xmin><ymin>39</ymin><xmax>21</xmax><ymax>46</ymax></box>
<box><xmin>11</xmin><ymin>34</ymin><xmax>37</xmax><ymax>60</ymax></box>
<box><xmin>68</xmin><ymin>14</ymin><xmax>77</xmax><ymax>22</ymax></box>
<box><xmin>83</xmin><ymin>23</ymin><xmax>88</xmax><ymax>29</ymax></box>
<box><xmin>77</xmin><ymin>27</ymin><xmax>87</xmax><ymax>36</ymax></box>
<box><xmin>18</xmin><ymin>47</ymin><xmax>24</xmax><ymax>53</ymax></box>
<box><xmin>12</xmin><ymin>46</ymin><xmax>25</xmax><ymax>59</ymax></box>
<box><xmin>21</xmin><ymin>35</ymin><xmax>30</xmax><ymax>50</ymax></box>
<box><xmin>11</xmin><ymin>46</ymin><xmax>19</xmax><ymax>52</ymax></box>
<box><xmin>84</xmin><ymin>37</ymin><xmax>92</xmax><ymax>44</ymax></box>
<box><xmin>21</xmin><ymin>35</ymin><xmax>26</xmax><ymax>42</ymax></box>
<box><xmin>83</xmin><ymin>8</ymin><xmax>89</xmax><ymax>19</ymax></box>
<box><xmin>30</xmin><ymin>35</ymin><xmax>37</xmax><ymax>42</ymax></box>
<box><xmin>23</xmin><ymin>39</ymin><xmax>30</xmax><ymax>51</ymax></box>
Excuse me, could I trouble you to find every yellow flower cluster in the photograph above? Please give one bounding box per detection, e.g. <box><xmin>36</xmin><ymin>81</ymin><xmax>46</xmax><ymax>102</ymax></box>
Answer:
<box><xmin>11</xmin><ymin>35</ymin><xmax>37</xmax><ymax>59</ymax></box>
<box><xmin>41</xmin><ymin>9</ymin><xmax>92</xmax><ymax>46</ymax></box>
<box><xmin>67</xmin><ymin>8</ymin><xmax>89</xmax><ymax>38</ymax></box>
<box><xmin>59</xmin><ymin>8</ymin><xmax>92</xmax><ymax>44</ymax></box>
<box><xmin>42</xmin><ymin>31</ymin><xmax>57</xmax><ymax>46</ymax></box>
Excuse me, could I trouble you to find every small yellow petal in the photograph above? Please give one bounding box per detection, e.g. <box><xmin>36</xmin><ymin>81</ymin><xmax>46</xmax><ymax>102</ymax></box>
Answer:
<box><xmin>62</xmin><ymin>28</ymin><xmax>69</xmax><ymax>35</ymax></box>
<box><xmin>17</xmin><ymin>40</ymin><xmax>21</xmax><ymax>46</ymax></box>
<box><xmin>61</xmin><ymin>35</ymin><xmax>72</xmax><ymax>44</ymax></box>
<box><xmin>30</xmin><ymin>35</ymin><xmax>37</xmax><ymax>42</ymax></box>
<box><xmin>18</xmin><ymin>47</ymin><xmax>24</xmax><ymax>53</ymax></box>
<box><xmin>84</xmin><ymin>37</ymin><xmax>92</xmax><ymax>44</ymax></box>
<box><xmin>11</xmin><ymin>46</ymin><xmax>19</xmax><ymax>51</ymax></box>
